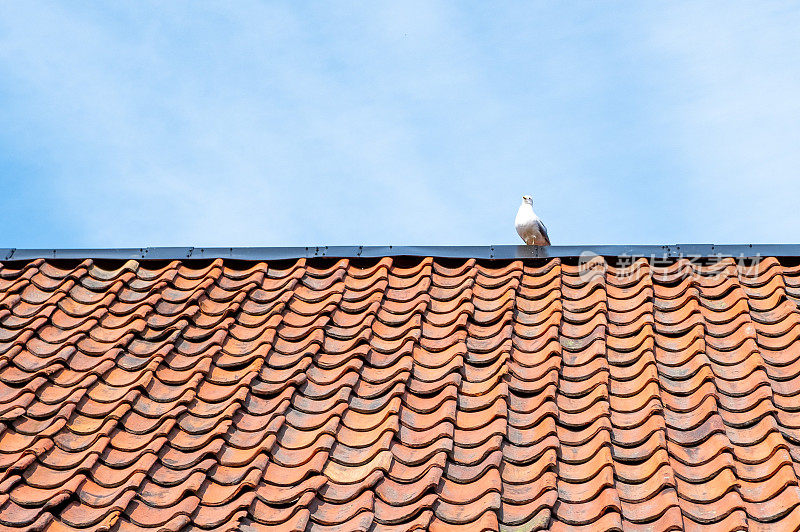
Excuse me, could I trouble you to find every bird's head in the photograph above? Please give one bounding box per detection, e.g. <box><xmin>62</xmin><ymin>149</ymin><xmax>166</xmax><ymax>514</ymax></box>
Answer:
<box><xmin>521</xmin><ymin>195</ymin><xmax>533</xmax><ymax>205</ymax></box>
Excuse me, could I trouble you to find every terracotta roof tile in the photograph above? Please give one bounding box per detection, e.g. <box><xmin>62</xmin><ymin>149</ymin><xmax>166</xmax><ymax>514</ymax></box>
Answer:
<box><xmin>2</xmin><ymin>255</ymin><xmax>800</xmax><ymax>529</ymax></box>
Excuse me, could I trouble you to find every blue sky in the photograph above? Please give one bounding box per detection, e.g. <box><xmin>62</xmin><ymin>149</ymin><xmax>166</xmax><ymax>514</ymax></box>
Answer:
<box><xmin>2</xmin><ymin>2</ymin><xmax>800</xmax><ymax>247</ymax></box>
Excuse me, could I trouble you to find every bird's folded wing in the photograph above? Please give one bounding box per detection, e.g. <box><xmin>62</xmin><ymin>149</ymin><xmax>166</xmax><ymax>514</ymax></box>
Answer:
<box><xmin>537</xmin><ymin>219</ymin><xmax>550</xmax><ymax>245</ymax></box>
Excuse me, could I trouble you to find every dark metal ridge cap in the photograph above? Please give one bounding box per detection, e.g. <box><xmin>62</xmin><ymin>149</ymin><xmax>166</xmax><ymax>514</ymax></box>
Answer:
<box><xmin>0</xmin><ymin>244</ymin><xmax>796</xmax><ymax>261</ymax></box>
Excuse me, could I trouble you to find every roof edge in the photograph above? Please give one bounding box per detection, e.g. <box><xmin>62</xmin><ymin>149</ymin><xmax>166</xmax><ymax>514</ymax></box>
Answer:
<box><xmin>0</xmin><ymin>244</ymin><xmax>795</xmax><ymax>261</ymax></box>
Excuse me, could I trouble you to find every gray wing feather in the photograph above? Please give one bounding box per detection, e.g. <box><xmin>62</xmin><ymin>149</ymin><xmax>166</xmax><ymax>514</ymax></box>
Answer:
<box><xmin>537</xmin><ymin>219</ymin><xmax>551</xmax><ymax>246</ymax></box>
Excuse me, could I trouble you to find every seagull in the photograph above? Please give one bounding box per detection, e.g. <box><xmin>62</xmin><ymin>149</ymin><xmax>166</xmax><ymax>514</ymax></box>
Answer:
<box><xmin>515</xmin><ymin>195</ymin><xmax>550</xmax><ymax>246</ymax></box>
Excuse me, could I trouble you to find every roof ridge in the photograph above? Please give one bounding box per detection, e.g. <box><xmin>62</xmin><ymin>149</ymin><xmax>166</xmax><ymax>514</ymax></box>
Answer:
<box><xmin>1</xmin><ymin>244</ymin><xmax>794</xmax><ymax>261</ymax></box>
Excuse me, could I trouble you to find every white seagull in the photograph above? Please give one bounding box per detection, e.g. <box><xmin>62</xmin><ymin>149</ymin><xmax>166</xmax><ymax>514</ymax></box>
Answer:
<box><xmin>515</xmin><ymin>195</ymin><xmax>550</xmax><ymax>246</ymax></box>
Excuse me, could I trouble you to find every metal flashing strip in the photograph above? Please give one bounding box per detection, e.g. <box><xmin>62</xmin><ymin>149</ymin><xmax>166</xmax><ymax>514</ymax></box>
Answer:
<box><xmin>0</xmin><ymin>244</ymin><xmax>796</xmax><ymax>261</ymax></box>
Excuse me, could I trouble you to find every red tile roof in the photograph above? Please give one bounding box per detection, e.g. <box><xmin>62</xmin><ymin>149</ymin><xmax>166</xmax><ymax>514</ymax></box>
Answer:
<box><xmin>1</xmin><ymin>255</ymin><xmax>800</xmax><ymax>530</ymax></box>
